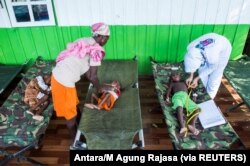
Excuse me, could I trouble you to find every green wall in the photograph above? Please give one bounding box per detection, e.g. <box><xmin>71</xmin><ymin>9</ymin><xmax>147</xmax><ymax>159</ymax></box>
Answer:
<box><xmin>0</xmin><ymin>24</ymin><xmax>249</xmax><ymax>74</ymax></box>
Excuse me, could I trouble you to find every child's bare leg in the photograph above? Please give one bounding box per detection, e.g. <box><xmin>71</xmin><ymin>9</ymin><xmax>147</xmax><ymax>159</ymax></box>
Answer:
<box><xmin>84</xmin><ymin>103</ymin><xmax>95</xmax><ymax>109</ymax></box>
<box><xmin>36</xmin><ymin>101</ymin><xmax>49</xmax><ymax>115</ymax></box>
<box><xmin>188</xmin><ymin>125</ymin><xmax>200</xmax><ymax>135</ymax></box>
<box><xmin>187</xmin><ymin>109</ymin><xmax>200</xmax><ymax>135</ymax></box>
<box><xmin>92</xmin><ymin>105</ymin><xmax>100</xmax><ymax>110</ymax></box>
<box><xmin>97</xmin><ymin>94</ymin><xmax>110</xmax><ymax>109</ymax></box>
<box><xmin>177</xmin><ymin>106</ymin><xmax>187</xmax><ymax>134</ymax></box>
<box><xmin>84</xmin><ymin>93</ymin><xmax>99</xmax><ymax>109</ymax></box>
<box><xmin>32</xmin><ymin>98</ymin><xmax>49</xmax><ymax>121</ymax></box>
<box><xmin>27</xmin><ymin>109</ymin><xmax>36</xmax><ymax>115</ymax></box>
<box><xmin>30</xmin><ymin>95</ymin><xmax>48</xmax><ymax>114</ymax></box>
<box><xmin>189</xmin><ymin>109</ymin><xmax>200</xmax><ymax>126</ymax></box>
<box><xmin>106</xmin><ymin>98</ymin><xmax>111</xmax><ymax>107</ymax></box>
<box><xmin>91</xmin><ymin>93</ymin><xmax>99</xmax><ymax>104</ymax></box>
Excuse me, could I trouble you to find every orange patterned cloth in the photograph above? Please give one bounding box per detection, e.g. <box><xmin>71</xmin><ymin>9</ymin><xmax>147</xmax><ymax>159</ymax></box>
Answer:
<box><xmin>97</xmin><ymin>92</ymin><xmax>116</xmax><ymax>111</ymax></box>
<box><xmin>51</xmin><ymin>75</ymin><xmax>79</xmax><ymax>120</ymax></box>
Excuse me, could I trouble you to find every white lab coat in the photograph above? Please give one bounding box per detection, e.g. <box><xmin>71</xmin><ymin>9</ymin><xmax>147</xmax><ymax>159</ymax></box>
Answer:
<box><xmin>184</xmin><ymin>33</ymin><xmax>232</xmax><ymax>99</ymax></box>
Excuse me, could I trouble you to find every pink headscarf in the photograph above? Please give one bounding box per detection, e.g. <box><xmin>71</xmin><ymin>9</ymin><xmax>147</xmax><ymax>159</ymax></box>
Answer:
<box><xmin>91</xmin><ymin>22</ymin><xmax>110</xmax><ymax>36</ymax></box>
<box><xmin>56</xmin><ymin>39</ymin><xmax>105</xmax><ymax>63</ymax></box>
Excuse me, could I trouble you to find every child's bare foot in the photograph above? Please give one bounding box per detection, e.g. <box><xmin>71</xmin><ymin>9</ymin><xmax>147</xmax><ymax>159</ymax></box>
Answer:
<box><xmin>180</xmin><ymin>127</ymin><xmax>187</xmax><ymax>134</ymax></box>
<box><xmin>84</xmin><ymin>103</ymin><xmax>95</xmax><ymax>109</ymax></box>
<box><xmin>188</xmin><ymin>125</ymin><xmax>200</xmax><ymax>135</ymax></box>
<box><xmin>92</xmin><ymin>105</ymin><xmax>100</xmax><ymax>110</ymax></box>
<box><xmin>26</xmin><ymin>110</ymin><xmax>34</xmax><ymax>115</ymax></box>
<box><xmin>33</xmin><ymin>115</ymin><xmax>44</xmax><ymax>121</ymax></box>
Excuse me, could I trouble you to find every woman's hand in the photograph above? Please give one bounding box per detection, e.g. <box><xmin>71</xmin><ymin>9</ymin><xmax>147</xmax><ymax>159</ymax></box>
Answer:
<box><xmin>190</xmin><ymin>76</ymin><xmax>200</xmax><ymax>88</ymax></box>
<box><xmin>186</xmin><ymin>74</ymin><xmax>193</xmax><ymax>87</ymax></box>
<box><xmin>86</xmin><ymin>66</ymin><xmax>100</xmax><ymax>89</ymax></box>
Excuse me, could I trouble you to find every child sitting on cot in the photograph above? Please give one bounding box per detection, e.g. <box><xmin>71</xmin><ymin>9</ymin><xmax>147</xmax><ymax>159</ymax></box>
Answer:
<box><xmin>165</xmin><ymin>71</ymin><xmax>200</xmax><ymax>136</ymax></box>
<box><xmin>24</xmin><ymin>74</ymin><xmax>51</xmax><ymax>121</ymax></box>
<box><xmin>84</xmin><ymin>80</ymin><xmax>121</xmax><ymax>111</ymax></box>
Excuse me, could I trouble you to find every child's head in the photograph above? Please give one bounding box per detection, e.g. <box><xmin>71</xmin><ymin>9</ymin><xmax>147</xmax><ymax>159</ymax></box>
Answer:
<box><xmin>170</xmin><ymin>71</ymin><xmax>181</xmax><ymax>82</ymax></box>
<box><xmin>111</xmin><ymin>80</ymin><xmax>120</xmax><ymax>90</ymax></box>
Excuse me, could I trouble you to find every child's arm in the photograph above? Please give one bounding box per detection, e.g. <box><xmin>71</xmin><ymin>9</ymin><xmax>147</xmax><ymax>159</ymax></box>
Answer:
<box><xmin>165</xmin><ymin>82</ymin><xmax>173</xmax><ymax>103</ymax></box>
<box><xmin>91</xmin><ymin>93</ymin><xmax>99</xmax><ymax>104</ymax></box>
<box><xmin>84</xmin><ymin>93</ymin><xmax>100</xmax><ymax>109</ymax></box>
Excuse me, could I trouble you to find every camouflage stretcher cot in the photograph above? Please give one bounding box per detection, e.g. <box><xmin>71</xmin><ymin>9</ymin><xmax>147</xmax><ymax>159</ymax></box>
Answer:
<box><xmin>150</xmin><ymin>59</ymin><xmax>245</xmax><ymax>150</ymax></box>
<box><xmin>0</xmin><ymin>57</ymin><xmax>54</xmax><ymax>165</ymax></box>
<box><xmin>224</xmin><ymin>57</ymin><xmax>250</xmax><ymax>111</ymax></box>
<box><xmin>0</xmin><ymin>64</ymin><xmax>25</xmax><ymax>95</ymax></box>
<box><xmin>73</xmin><ymin>59</ymin><xmax>144</xmax><ymax>149</ymax></box>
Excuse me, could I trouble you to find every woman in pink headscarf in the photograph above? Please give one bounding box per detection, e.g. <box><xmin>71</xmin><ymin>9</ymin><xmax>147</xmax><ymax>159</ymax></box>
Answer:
<box><xmin>51</xmin><ymin>23</ymin><xmax>110</xmax><ymax>145</ymax></box>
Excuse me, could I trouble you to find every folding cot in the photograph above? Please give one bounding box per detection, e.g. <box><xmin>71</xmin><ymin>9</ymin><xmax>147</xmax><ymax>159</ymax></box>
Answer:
<box><xmin>73</xmin><ymin>59</ymin><xmax>144</xmax><ymax>149</ymax></box>
<box><xmin>223</xmin><ymin>57</ymin><xmax>250</xmax><ymax>111</ymax></box>
<box><xmin>150</xmin><ymin>58</ymin><xmax>245</xmax><ymax>150</ymax></box>
<box><xmin>0</xmin><ymin>64</ymin><xmax>25</xmax><ymax>95</ymax></box>
<box><xmin>0</xmin><ymin>57</ymin><xmax>54</xmax><ymax>165</ymax></box>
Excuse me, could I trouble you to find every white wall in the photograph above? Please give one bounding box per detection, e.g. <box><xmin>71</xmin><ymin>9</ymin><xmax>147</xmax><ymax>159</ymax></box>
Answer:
<box><xmin>0</xmin><ymin>0</ymin><xmax>11</xmax><ymax>27</ymax></box>
<box><xmin>54</xmin><ymin>0</ymin><xmax>250</xmax><ymax>26</ymax></box>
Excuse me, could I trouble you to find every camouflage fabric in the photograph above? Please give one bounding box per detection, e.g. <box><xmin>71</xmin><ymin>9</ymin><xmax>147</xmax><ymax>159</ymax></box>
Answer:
<box><xmin>0</xmin><ymin>57</ymin><xmax>54</xmax><ymax>148</ymax></box>
<box><xmin>224</xmin><ymin>58</ymin><xmax>250</xmax><ymax>108</ymax></box>
<box><xmin>151</xmin><ymin>60</ymin><xmax>244</xmax><ymax>149</ymax></box>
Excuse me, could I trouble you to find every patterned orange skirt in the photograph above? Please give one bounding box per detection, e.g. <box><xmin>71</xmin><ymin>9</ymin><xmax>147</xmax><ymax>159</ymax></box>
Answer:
<box><xmin>51</xmin><ymin>75</ymin><xmax>79</xmax><ymax>120</ymax></box>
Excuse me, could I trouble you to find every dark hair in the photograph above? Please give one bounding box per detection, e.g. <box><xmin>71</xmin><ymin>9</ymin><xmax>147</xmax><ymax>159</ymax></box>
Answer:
<box><xmin>168</xmin><ymin>71</ymin><xmax>180</xmax><ymax>86</ymax></box>
<box><xmin>170</xmin><ymin>71</ymin><xmax>180</xmax><ymax>76</ymax></box>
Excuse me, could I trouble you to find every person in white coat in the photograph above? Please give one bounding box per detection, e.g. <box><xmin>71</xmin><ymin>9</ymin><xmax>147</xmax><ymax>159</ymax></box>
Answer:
<box><xmin>184</xmin><ymin>33</ymin><xmax>232</xmax><ymax>99</ymax></box>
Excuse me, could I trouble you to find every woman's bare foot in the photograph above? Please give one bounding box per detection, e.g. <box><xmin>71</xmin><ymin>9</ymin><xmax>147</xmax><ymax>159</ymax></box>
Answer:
<box><xmin>188</xmin><ymin>125</ymin><xmax>200</xmax><ymax>135</ymax></box>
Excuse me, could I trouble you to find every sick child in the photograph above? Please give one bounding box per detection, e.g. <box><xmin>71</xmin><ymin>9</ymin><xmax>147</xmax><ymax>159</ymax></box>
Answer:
<box><xmin>24</xmin><ymin>74</ymin><xmax>51</xmax><ymax>121</ymax></box>
<box><xmin>165</xmin><ymin>71</ymin><xmax>200</xmax><ymax>136</ymax></box>
<box><xmin>84</xmin><ymin>80</ymin><xmax>121</xmax><ymax>111</ymax></box>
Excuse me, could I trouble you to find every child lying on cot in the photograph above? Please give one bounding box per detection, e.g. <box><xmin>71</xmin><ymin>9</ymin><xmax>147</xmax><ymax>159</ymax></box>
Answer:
<box><xmin>24</xmin><ymin>74</ymin><xmax>51</xmax><ymax>121</ymax></box>
<box><xmin>165</xmin><ymin>71</ymin><xmax>200</xmax><ymax>136</ymax></box>
<box><xmin>84</xmin><ymin>80</ymin><xmax>121</xmax><ymax>111</ymax></box>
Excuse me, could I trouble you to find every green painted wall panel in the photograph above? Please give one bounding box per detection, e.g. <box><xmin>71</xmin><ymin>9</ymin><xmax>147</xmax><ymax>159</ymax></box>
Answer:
<box><xmin>155</xmin><ymin>26</ymin><xmax>169</xmax><ymax>62</ymax></box>
<box><xmin>43</xmin><ymin>27</ymin><xmax>59</xmax><ymax>59</ymax></box>
<box><xmin>190</xmin><ymin>25</ymin><xmax>204</xmax><ymax>40</ymax></box>
<box><xmin>0</xmin><ymin>24</ymin><xmax>249</xmax><ymax>74</ymax></box>
<box><xmin>18</xmin><ymin>28</ymin><xmax>38</xmax><ymax>61</ymax></box>
<box><xmin>177</xmin><ymin>25</ymin><xmax>192</xmax><ymax>62</ymax></box>
<box><xmin>30</xmin><ymin>27</ymin><xmax>50</xmax><ymax>59</ymax></box>
<box><xmin>213</xmin><ymin>25</ymin><xmax>225</xmax><ymax>35</ymax></box>
<box><xmin>9</xmin><ymin>29</ymin><xmax>23</xmax><ymax>63</ymax></box>
<box><xmin>230</xmin><ymin>25</ymin><xmax>249</xmax><ymax>60</ymax></box>
<box><xmin>0</xmin><ymin>29</ymin><xmax>15</xmax><ymax>64</ymax></box>
<box><xmin>203</xmin><ymin>25</ymin><xmax>215</xmax><ymax>34</ymax></box>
